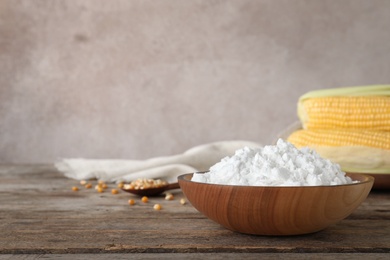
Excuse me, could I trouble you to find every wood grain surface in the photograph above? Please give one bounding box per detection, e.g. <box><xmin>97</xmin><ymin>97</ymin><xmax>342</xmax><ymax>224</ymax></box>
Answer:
<box><xmin>0</xmin><ymin>164</ymin><xmax>389</xmax><ymax>258</ymax></box>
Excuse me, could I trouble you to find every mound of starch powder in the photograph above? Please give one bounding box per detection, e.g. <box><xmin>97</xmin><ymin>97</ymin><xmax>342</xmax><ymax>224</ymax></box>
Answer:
<box><xmin>191</xmin><ymin>139</ymin><xmax>355</xmax><ymax>186</ymax></box>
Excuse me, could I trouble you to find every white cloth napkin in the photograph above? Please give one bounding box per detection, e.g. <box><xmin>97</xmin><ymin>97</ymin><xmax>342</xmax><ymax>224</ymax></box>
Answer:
<box><xmin>56</xmin><ymin>140</ymin><xmax>262</xmax><ymax>183</ymax></box>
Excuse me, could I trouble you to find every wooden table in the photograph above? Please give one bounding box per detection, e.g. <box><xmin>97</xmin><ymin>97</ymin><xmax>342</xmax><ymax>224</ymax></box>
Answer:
<box><xmin>1</xmin><ymin>164</ymin><xmax>389</xmax><ymax>259</ymax></box>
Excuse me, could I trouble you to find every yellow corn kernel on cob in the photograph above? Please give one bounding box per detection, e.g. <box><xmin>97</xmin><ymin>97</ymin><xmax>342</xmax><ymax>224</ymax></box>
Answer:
<box><xmin>298</xmin><ymin>85</ymin><xmax>390</xmax><ymax>130</ymax></box>
<box><xmin>298</xmin><ymin>96</ymin><xmax>390</xmax><ymax>130</ymax></box>
<box><xmin>287</xmin><ymin>129</ymin><xmax>390</xmax><ymax>150</ymax></box>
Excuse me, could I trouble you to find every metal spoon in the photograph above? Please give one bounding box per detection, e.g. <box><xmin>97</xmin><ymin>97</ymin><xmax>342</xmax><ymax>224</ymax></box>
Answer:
<box><xmin>121</xmin><ymin>182</ymin><xmax>180</xmax><ymax>197</ymax></box>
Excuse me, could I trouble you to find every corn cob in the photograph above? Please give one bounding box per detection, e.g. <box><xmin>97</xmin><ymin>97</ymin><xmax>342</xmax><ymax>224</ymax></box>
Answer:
<box><xmin>299</xmin><ymin>96</ymin><xmax>390</xmax><ymax>130</ymax></box>
<box><xmin>287</xmin><ymin>129</ymin><xmax>390</xmax><ymax>150</ymax></box>
<box><xmin>289</xmin><ymin>85</ymin><xmax>390</xmax><ymax>175</ymax></box>
<box><xmin>298</xmin><ymin>85</ymin><xmax>390</xmax><ymax>130</ymax></box>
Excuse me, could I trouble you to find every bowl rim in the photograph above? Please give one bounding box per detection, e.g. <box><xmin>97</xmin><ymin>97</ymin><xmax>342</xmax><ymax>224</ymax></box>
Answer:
<box><xmin>178</xmin><ymin>172</ymin><xmax>374</xmax><ymax>188</ymax></box>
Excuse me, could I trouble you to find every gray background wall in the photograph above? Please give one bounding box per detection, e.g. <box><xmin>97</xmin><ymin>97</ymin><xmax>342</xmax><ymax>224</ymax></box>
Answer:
<box><xmin>1</xmin><ymin>0</ymin><xmax>390</xmax><ymax>163</ymax></box>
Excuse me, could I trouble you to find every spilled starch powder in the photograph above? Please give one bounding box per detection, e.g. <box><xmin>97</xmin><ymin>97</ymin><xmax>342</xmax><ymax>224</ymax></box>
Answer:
<box><xmin>191</xmin><ymin>139</ymin><xmax>355</xmax><ymax>186</ymax></box>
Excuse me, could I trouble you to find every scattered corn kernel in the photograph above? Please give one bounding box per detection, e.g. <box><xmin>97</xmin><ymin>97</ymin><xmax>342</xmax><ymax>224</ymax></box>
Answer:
<box><xmin>80</xmin><ymin>180</ymin><xmax>87</xmax><ymax>185</ymax></box>
<box><xmin>117</xmin><ymin>182</ymin><xmax>124</xmax><ymax>189</ymax></box>
<box><xmin>141</xmin><ymin>196</ymin><xmax>149</xmax><ymax>203</ymax></box>
<box><xmin>111</xmin><ymin>189</ymin><xmax>119</xmax><ymax>194</ymax></box>
<box><xmin>102</xmin><ymin>183</ymin><xmax>108</xmax><ymax>189</ymax></box>
<box><xmin>180</xmin><ymin>198</ymin><xmax>186</xmax><ymax>205</ymax></box>
<box><xmin>165</xmin><ymin>193</ymin><xmax>174</xmax><ymax>200</ymax></box>
<box><xmin>72</xmin><ymin>186</ymin><xmax>79</xmax><ymax>192</ymax></box>
<box><xmin>128</xmin><ymin>199</ymin><xmax>135</xmax><ymax>205</ymax></box>
<box><xmin>84</xmin><ymin>183</ymin><xmax>92</xmax><ymax>189</ymax></box>
<box><xmin>97</xmin><ymin>187</ymin><xmax>104</xmax><ymax>193</ymax></box>
<box><xmin>153</xmin><ymin>204</ymin><xmax>162</xmax><ymax>210</ymax></box>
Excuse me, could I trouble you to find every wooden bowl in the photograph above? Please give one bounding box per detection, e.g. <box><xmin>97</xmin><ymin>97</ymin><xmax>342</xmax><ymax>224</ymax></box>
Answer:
<box><xmin>178</xmin><ymin>173</ymin><xmax>374</xmax><ymax>236</ymax></box>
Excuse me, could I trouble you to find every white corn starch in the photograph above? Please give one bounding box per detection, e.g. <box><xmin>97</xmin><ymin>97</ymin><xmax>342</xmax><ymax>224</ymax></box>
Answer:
<box><xmin>192</xmin><ymin>139</ymin><xmax>355</xmax><ymax>186</ymax></box>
